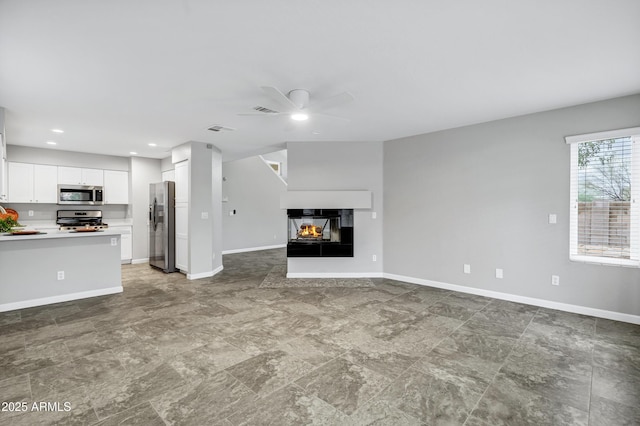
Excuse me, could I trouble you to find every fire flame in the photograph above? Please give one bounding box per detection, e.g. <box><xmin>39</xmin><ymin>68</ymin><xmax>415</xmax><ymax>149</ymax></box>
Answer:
<box><xmin>299</xmin><ymin>224</ymin><xmax>322</xmax><ymax>238</ymax></box>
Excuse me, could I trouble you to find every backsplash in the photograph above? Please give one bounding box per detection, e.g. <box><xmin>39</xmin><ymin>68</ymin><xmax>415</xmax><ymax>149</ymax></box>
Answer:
<box><xmin>1</xmin><ymin>203</ymin><xmax>130</xmax><ymax>222</ymax></box>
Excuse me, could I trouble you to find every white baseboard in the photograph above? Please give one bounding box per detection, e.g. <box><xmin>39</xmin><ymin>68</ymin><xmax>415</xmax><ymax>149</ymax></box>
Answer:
<box><xmin>0</xmin><ymin>287</ymin><xmax>123</xmax><ymax>313</ymax></box>
<box><xmin>186</xmin><ymin>265</ymin><xmax>224</xmax><ymax>280</ymax></box>
<box><xmin>223</xmin><ymin>244</ymin><xmax>286</xmax><ymax>255</ymax></box>
<box><xmin>383</xmin><ymin>273</ymin><xmax>640</xmax><ymax>325</ymax></box>
<box><xmin>287</xmin><ymin>272</ymin><xmax>384</xmax><ymax>279</ymax></box>
<box><xmin>131</xmin><ymin>258</ymin><xmax>149</xmax><ymax>264</ymax></box>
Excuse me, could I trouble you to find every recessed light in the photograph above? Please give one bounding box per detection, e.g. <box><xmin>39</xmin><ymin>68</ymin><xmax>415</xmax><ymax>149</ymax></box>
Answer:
<box><xmin>130</xmin><ymin>151</ymin><xmax>138</xmax><ymax>155</ymax></box>
<box><xmin>148</xmin><ymin>143</ymin><xmax>157</xmax><ymax>147</ymax></box>
<box><xmin>46</xmin><ymin>141</ymin><xmax>57</xmax><ymax>145</ymax></box>
<box><xmin>291</xmin><ymin>113</ymin><xmax>309</xmax><ymax>121</ymax></box>
<box><xmin>51</xmin><ymin>129</ymin><xmax>64</xmax><ymax>133</ymax></box>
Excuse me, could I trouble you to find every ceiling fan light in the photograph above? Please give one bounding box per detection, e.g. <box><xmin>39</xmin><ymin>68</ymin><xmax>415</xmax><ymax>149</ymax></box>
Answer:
<box><xmin>291</xmin><ymin>113</ymin><xmax>309</xmax><ymax>121</ymax></box>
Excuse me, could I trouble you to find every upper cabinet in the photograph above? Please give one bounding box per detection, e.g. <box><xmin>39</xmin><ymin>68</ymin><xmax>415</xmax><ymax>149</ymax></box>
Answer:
<box><xmin>7</xmin><ymin>162</ymin><xmax>57</xmax><ymax>203</ymax></box>
<box><xmin>174</xmin><ymin>161</ymin><xmax>189</xmax><ymax>203</ymax></box>
<box><xmin>6</xmin><ymin>162</ymin><xmax>129</xmax><ymax>204</ymax></box>
<box><xmin>0</xmin><ymin>107</ymin><xmax>6</xmax><ymax>202</ymax></box>
<box><xmin>58</xmin><ymin>166</ymin><xmax>104</xmax><ymax>186</ymax></box>
<box><xmin>0</xmin><ymin>133</ymin><xmax>7</xmax><ymax>201</ymax></box>
<box><xmin>104</xmin><ymin>170</ymin><xmax>129</xmax><ymax>204</ymax></box>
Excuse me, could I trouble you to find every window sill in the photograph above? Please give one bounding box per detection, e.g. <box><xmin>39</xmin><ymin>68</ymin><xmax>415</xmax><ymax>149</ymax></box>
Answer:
<box><xmin>570</xmin><ymin>255</ymin><xmax>639</xmax><ymax>268</ymax></box>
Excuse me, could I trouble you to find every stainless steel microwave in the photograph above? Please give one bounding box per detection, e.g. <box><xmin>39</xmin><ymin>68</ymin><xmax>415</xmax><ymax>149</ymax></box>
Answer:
<box><xmin>57</xmin><ymin>185</ymin><xmax>104</xmax><ymax>205</ymax></box>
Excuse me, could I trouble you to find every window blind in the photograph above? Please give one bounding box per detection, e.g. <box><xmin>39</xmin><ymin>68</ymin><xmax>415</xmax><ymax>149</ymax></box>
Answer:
<box><xmin>566</xmin><ymin>127</ymin><xmax>640</xmax><ymax>267</ymax></box>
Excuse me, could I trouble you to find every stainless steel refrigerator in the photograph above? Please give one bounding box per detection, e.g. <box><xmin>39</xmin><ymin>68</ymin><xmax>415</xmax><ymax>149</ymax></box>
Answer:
<box><xmin>149</xmin><ymin>181</ymin><xmax>176</xmax><ymax>273</ymax></box>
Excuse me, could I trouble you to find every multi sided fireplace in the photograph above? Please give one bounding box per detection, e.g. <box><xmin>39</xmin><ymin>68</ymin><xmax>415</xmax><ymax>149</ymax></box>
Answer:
<box><xmin>287</xmin><ymin>209</ymin><xmax>354</xmax><ymax>257</ymax></box>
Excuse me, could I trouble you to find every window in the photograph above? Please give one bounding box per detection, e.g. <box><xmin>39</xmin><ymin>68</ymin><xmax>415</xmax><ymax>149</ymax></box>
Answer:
<box><xmin>566</xmin><ymin>127</ymin><xmax>640</xmax><ymax>267</ymax></box>
<box><xmin>266</xmin><ymin>160</ymin><xmax>281</xmax><ymax>175</ymax></box>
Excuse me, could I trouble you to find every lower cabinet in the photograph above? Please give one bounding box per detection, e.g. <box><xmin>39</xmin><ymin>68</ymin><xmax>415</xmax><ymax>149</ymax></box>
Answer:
<box><xmin>109</xmin><ymin>226</ymin><xmax>132</xmax><ymax>263</ymax></box>
<box><xmin>175</xmin><ymin>203</ymin><xmax>188</xmax><ymax>271</ymax></box>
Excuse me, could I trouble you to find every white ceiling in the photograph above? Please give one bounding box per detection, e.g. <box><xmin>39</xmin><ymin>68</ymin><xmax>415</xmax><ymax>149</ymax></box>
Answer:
<box><xmin>1</xmin><ymin>0</ymin><xmax>639</xmax><ymax>161</ymax></box>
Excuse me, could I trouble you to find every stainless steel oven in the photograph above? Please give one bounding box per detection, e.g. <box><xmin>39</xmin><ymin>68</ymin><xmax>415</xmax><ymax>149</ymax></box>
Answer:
<box><xmin>57</xmin><ymin>185</ymin><xmax>104</xmax><ymax>205</ymax></box>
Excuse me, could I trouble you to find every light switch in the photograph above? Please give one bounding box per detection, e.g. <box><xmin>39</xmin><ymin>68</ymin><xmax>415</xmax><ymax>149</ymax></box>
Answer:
<box><xmin>371</xmin><ymin>212</ymin><xmax>377</xmax><ymax>219</ymax></box>
<box><xmin>463</xmin><ymin>264</ymin><xmax>471</xmax><ymax>274</ymax></box>
<box><xmin>496</xmin><ymin>268</ymin><xmax>503</xmax><ymax>279</ymax></box>
<box><xmin>201</xmin><ymin>212</ymin><xmax>209</xmax><ymax>219</ymax></box>
<box><xmin>548</xmin><ymin>214</ymin><xmax>557</xmax><ymax>224</ymax></box>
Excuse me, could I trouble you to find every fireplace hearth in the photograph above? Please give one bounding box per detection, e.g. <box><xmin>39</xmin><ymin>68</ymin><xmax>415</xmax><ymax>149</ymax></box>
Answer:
<box><xmin>287</xmin><ymin>209</ymin><xmax>353</xmax><ymax>257</ymax></box>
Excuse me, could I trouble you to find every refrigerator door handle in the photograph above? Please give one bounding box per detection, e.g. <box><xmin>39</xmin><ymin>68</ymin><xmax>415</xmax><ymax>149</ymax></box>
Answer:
<box><xmin>152</xmin><ymin>198</ymin><xmax>158</xmax><ymax>231</ymax></box>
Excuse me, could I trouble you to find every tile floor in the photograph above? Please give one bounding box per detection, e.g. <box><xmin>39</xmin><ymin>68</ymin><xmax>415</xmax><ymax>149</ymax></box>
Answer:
<box><xmin>1</xmin><ymin>248</ymin><xmax>639</xmax><ymax>425</ymax></box>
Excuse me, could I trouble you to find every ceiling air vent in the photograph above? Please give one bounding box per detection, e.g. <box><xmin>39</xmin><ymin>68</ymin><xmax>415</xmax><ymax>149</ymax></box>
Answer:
<box><xmin>207</xmin><ymin>125</ymin><xmax>236</xmax><ymax>132</ymax></box>
<box><xmin>253</xmin><ymin>106</ymin><xmax>279</xmax><ymax>114</ymax></box>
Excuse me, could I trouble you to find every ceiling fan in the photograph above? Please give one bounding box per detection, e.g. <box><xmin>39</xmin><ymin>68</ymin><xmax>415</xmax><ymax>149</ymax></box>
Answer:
<box><xmin>239</xmin><ymin>86</ymin><xmax>354</xmax><ymax>122</ymax></box>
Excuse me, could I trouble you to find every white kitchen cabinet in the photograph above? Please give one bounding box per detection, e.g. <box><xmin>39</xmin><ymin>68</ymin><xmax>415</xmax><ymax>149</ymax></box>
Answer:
<box><xmin>110</xmin><ymin>226</ymin><xmax>132</xmax><ymax>262</ymax></box>
<box><xmin>174</xmin><ymin>160</ymin><xmax>189</xmax><ymax>272</ymax></box>
<box><xmin>175</xmin><ymin>203</ymin><xmax>188</xmax><ymax>271</ymax></box>
<box><xmin>58</xmin><ymin>166</ymin><xmax>104</xmax><ymax>186</ymax></box>
<box><xmin>174</xmin><ymin>161</ymin><xmax>189</xmax><ymax>203</ymax></box>
<box><xmin>161</xmin><ymin>169</ymin><xmax>175</xmax><ymax>183</ymax></box>
<box><xmin>7</xmin><ymin>162</ymin><xmax>32</xmax><ymax>202</ymax></box>
<box><xmin>7</xmin><ymin>162</ymin><xmax>57</xmax><ymax>203</ymax></box>
<box><xmin>34</xmin><ymin>165</ymin><xmax>58</xmax><ymax>203</ymax></box>
<box><xmin>0</xmin><ymin>133</ymin><xmax>7</xmax><ymax>201</ymax></box>
<box><xmin>104</xmin><ymin>170</ymin><xmax>129</xmax><ymax>204</ymax></box>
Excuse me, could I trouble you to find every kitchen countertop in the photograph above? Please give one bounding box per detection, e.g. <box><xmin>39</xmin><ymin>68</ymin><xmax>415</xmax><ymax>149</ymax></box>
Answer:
<box><xmin>0</xmin><ymin>228</ymin><xmax>125</xmax><ymax>242</ymax></box>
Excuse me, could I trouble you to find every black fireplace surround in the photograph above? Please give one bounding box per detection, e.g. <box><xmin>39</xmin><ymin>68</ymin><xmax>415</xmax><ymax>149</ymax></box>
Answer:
<box><xmin>287</xmin><ymin>209</ymin><xmax>354</xmax><ymax>257</ymax></box>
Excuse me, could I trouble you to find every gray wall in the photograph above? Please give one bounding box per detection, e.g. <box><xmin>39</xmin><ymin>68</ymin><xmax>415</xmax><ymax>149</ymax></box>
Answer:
<box><xmin>211</xmin><ymin>147</ymin><xmax>223</xmax><ymax>272</ymax></box>
<box><xmin>130</xmin><ymin>157</ymin><xmax>161</xmax><ymax>261</ymax></box>
<box><xmin>383</xmin><ymin>94</ymin><xmax>640</xmax><ymax>316</ymax></box>
<box><xmin>7</xmin><ymin>145</ymin><xmax>129</xmax><ymax>170</ymax></box>
<box><xmin>287</xmin><ymin>141</ymin><xmax>383</xmax><ymax>275</ymax></box>
<box><xmin>222</xmin><ymin>156</ymin><xmax>287</xmax><ymax>251</ymax></box>
<box><xmin>160</xmin><ymin>156</ymin><xmax>173</xmax><ymax>172</ymax></box>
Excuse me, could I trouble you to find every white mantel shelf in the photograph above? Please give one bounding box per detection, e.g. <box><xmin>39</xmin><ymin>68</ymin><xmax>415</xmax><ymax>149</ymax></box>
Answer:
<box><xmin>280</xmin><ymin>190</ymin><xmax>372</xmax><ymax>209</ymax></box>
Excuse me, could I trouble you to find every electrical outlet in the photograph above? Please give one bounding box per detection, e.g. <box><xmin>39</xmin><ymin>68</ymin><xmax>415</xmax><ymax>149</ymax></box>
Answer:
<box><xmin>201</xmin><ymin>212</ymin><xmax>209</xmax><ymax>219</ymax></box>
<box><xmin>28</xmin><ymin>210</ymin><xmax>34</xmax><ymax>217</ymax></box>
<box><xmin>549</xmin><ymin>214</ymin><xmax>557</xmax><ymax>224</ymax></box>
<box><xmin>551</xmin><ymin>275</ymin><xmax>560</xmax><ymax>286</ymax></box>
<box><xmin>463</xmin><ymin>264</ymin><xmax>471</xmax><ymax>274</ymax></box>
<box><xmin>372</xmin><ymin>254</ymin><xmax>377</xmax><ymax>262</ymax></box>
<box><xmin>496</xmin><ymin>268</ymin><xmax>504</xmax><ymax>279</ymax></box>
<box><xmin>110</xmin><ymin>238</ymin><xmax>117</xmax><ymax>246</ymax></box>
<box><xmin>57</xmin><ymin>271</ymin><xmax>64</xmax><ymax>280</ymax></box>
<box><xmin>372</xmin><ymin>212</ymin><xmax>377</xmax><ymax>219</ymax></box>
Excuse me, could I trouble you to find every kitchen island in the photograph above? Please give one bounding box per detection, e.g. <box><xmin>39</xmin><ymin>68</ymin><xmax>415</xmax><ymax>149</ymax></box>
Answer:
<box><xmin>0</xmin><ymin>230</ymin><xmax>123</xmax><ymax>312</ymax></box>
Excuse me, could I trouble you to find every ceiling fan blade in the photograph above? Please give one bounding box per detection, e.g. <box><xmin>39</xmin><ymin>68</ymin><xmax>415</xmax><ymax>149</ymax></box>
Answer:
<box><xmin>313</xmin><ymin>112</ymin><xmax>351</xmax><ymax>122</ymax></box>
<box><xmin>261</xmin><ymin>86</ymin><xmax>297</xmax><ymax>111</ymax></box>
<box><xmin>237</xmin><ymin>112</ymin><xmax>285</xmax><ymax>116</ymax></box>
<box><xmin>310</xmin><ymin>91</ymin><xmax>354</xmax><ymax>112</ymax></box>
